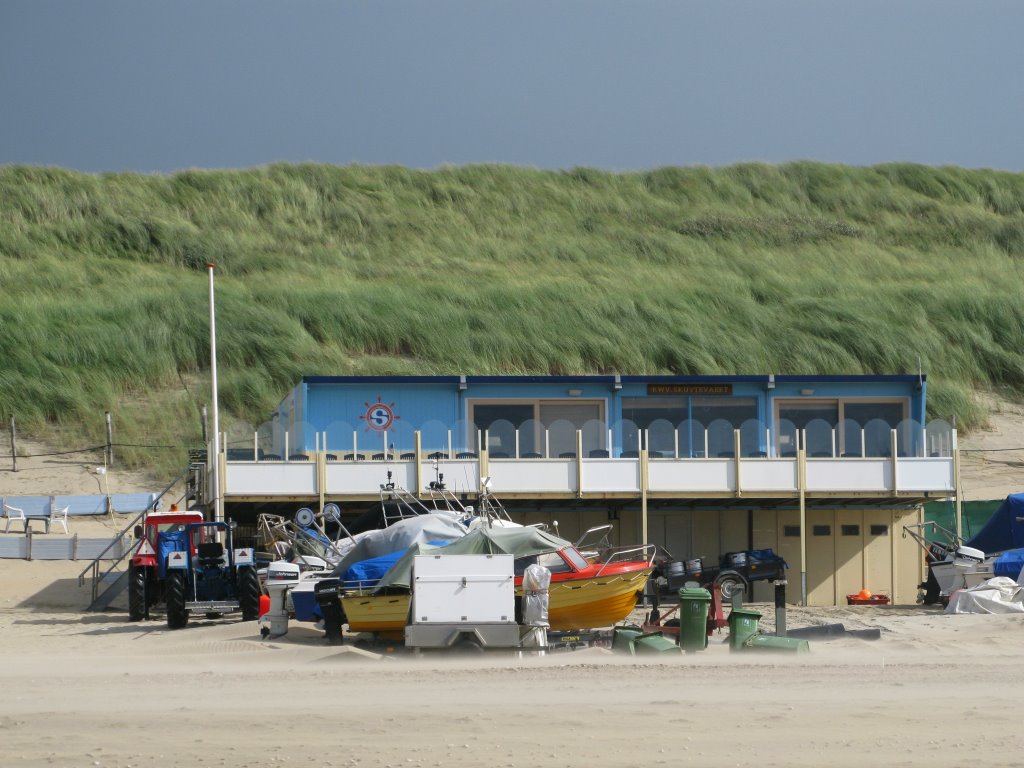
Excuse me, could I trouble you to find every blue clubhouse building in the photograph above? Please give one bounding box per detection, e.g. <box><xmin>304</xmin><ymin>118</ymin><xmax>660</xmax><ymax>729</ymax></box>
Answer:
<box><xmin>208</xmin><ymin>373</ymin><xmax>956</xmax><ymax>606</ymax></box>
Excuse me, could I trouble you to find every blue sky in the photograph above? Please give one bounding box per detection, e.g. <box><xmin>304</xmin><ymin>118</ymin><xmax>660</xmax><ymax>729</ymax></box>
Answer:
<box><xmin>1</xmin><ymin>0</ymin><xmax>1021</xmax><ymax>174</ymax></box>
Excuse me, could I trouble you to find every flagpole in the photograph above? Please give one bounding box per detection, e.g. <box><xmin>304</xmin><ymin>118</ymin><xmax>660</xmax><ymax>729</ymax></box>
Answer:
<box><xmin>207</xmin><ymin>263</ymin><xmax>223</xmax><ymax>524</ymax></box>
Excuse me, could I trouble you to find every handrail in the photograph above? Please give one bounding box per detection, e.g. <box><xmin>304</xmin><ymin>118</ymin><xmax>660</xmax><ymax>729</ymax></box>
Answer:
<box><xmin>593</xmin><ymin>543</ymin><xmax>657</xmax><ymax>577</ymax></box>
<box><xmin>77</xmin><ymin>464</ymin><xmax>193</xmax><ymax>603</ymax></box>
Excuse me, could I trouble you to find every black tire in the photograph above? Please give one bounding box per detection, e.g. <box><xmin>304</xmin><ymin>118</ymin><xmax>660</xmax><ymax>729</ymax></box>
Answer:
<box><xmin>166</xmin><ymin>570</ymin><xmax>189</xmax><ymax>629</ymax></box>
<box><xmin>452</xmin><ymin>635</ymin><xmax>485</xmax><ymax>654</ymax></box>
<box><xmin>922</xmin><ymin>569</ymin><xmax>942</xmax><ymax>605</ymax></box>
<box><xmin>128</xmin><ymin>565</ymin><xmax>147</xmax><ymax>622</ymax></box>
<box><xmin>238</xmin><ymin>566</ymin><xmax>261</xmax><ymax>621</ymax></box>
<box><xmin>715</xmin><ymin>571</ymin><xmax>747</xmax><ymax>601</ymax></box>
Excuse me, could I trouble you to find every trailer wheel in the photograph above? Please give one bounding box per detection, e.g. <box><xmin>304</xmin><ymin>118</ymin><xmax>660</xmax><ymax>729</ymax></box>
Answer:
<box><xmin>238</xmin><ymin>566</ymin><xmax>261</xmax><ymax>621</ymax></box>
<box><xmin>128</xmin><ymin>565</ymin><xmax>147</xmax><ymax>622</ymax></box>
<box><xmin>452</xmin><ymin>635</ymin><xmax>485</xmax><ymax>654</ymax></box>
<box><xmin>715</xmin><ymin>571</ymin><xmax>747</xmax><ymax>601</ymax></box>
<box><xmin>166</xmin><ymin>571</ymin><xmax>189</xmax><ymax>629</ymax></box>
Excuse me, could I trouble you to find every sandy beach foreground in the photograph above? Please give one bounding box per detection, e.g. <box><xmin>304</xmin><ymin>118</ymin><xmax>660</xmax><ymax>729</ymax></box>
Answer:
<box><xmin>1</xmin><ymin>559</ymin><xmax>1022</xmax><ymax>768</ymax></box>
<box><xmin>3</xmin><ymin>401</ymin><xmax>1024</xmax><ymax>768</ymax></box>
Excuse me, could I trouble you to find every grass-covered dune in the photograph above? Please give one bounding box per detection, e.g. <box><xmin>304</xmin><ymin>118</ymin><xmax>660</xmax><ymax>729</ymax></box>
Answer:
<box><xmin>1</xmin><ymin>161</ymin><xmax>1023</xmax><ymax>476</ymax></box>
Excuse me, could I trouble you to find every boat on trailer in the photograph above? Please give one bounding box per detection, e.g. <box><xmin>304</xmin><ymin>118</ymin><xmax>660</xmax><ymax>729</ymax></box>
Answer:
<box><xmin>263</xmin><ymin>473</ymin><xmax>655</xmax><ymax>638</ymax></box>
<box><xmin>338</xmin><ymin>525</ymin><xmax>655</xmax><ymax>637</ymax></box>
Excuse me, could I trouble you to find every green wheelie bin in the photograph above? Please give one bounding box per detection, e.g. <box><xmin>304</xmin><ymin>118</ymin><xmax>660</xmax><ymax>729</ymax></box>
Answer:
<box><xmin>727</xmin><ymin>607</ymin><xmax>763</xmax><ymax>651</ymax></box>
<box><xmin>677</xmin><ymin>587</ymin><xmax>712</xmax><ymax>652</ymax></box>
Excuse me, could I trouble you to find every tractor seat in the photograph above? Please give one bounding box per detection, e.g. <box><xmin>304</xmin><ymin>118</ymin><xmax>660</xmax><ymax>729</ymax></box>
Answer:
<box><xmin>197</xmin><ymin>541</ymin><xmax>224</xmax><ymax>567</ymax></box>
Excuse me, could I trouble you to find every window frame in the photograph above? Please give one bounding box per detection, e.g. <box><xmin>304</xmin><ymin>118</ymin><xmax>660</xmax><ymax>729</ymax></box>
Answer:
<box><xmin>774</xmin><ymin>397</ymin><xmax>909</xmax><ymax>456</ymax></box>
<box><xmin>468</xmin><ymin>398</ymin><xmax>606</xmax><ymax>457</ymax></box>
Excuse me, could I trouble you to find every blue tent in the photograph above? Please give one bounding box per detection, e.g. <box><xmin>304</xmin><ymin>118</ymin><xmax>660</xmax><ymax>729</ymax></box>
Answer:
<box><xmin>966</xmin><ymin>493</ymin><xmax>1024</xmax><ymax>554</ymax></box>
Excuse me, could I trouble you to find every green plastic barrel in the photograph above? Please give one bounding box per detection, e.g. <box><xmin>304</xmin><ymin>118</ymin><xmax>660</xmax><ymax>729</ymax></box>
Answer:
<box><xmin>677</xmin><ymin>587</ymin><xmax>712</xmax><ymax>652</ymax></box>
<box><xmin>612</xmin><ymin>625</ymin><xmax>643</xmax><ymax>655</ymax></box>
<box><xmin>633</xmin><ymin>631</ymin><xmax>681</xmax><ymax>655</ymax></box>
<box><xmin>745</xmin><ymin>634</ymin><xmax>810</xmax><ymax>653</ymax></box>
<box><xmin>728</xmin><ymin>608</ymin><xmax>763</xmax><ymax>651</ymax></box>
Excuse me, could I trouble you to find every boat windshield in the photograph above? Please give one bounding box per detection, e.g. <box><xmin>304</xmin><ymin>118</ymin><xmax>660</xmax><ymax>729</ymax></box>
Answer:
<box><xmin>515</xmin><ymin>551</ymin><xmax>572</xmax><ymax>576</ymax></box>
<box><xmin>514</xmin><ymin>548</ymin><xmax>590</xmax><ymax>575</ymax></box>
<box><xmin>562</xmin><ymin>547</ymin><xmax>590</xmax><ymax>571</ymax></box>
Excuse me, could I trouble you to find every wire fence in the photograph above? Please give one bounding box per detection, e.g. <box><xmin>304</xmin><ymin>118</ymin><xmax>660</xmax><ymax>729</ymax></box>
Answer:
<box><xmin>0</xmin><ymin>442</ymin><xmax>184</xmax><ymax>461</ymax></box>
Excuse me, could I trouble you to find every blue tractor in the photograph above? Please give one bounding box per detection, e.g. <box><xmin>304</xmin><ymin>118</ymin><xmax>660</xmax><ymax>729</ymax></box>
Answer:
<box><xmin>161</xmin><ymin>520</ymin><xmax>262</xmax><ymax>629</ymax></box>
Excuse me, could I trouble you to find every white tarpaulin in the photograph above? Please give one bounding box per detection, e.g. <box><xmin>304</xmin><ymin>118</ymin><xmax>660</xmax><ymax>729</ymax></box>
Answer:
<box><xmin>945</xmin><ymin>576</ymin><xmax>1024</xmax><ymax>614</ymax></box>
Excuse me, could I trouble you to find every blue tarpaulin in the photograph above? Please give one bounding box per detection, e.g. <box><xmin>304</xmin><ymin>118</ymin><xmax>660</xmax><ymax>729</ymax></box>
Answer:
<box><xmin>158</xmin><ymin>530</ymin><xmax>189</xmax><ymax>577</ymax></box>
<box><xmin>993</xmin><ymin>549</ymin><xmax>1024</xmax><ymax>580</ymax></box>
<box><xmin>342</xmin><ymin>550</ymin><xmax>405</xmax><ymax>587</ymax></box>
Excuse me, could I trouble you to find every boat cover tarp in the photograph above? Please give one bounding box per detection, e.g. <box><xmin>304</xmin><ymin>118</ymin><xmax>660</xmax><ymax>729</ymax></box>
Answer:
<box><xmin>371</xmin><ymin>526</ymin><xmax>573</xmax><ymax>592</ymax></box>
<box><xmin>329</xmin><ymin>514</ymin><xmax>468</xmax><ymax>578</ymax></box>
<box><xmin>992</xmin><ymin>549</ymin><xmax>1024</xmax><ymax>579</ymax></box>
<box><xmin>945</xmin><ymin>577</ymin><xmax>1024</xmax><ymax>614</ymax></box>
<box><xmin>965</xmin><ymin>493</ymin><xmax>1024</xmax><ymax>554</ymax></box>
<box><xmin>341</xmin><ymin>549</ymin><xmax>407</xmax><ymax>587</ymax></box>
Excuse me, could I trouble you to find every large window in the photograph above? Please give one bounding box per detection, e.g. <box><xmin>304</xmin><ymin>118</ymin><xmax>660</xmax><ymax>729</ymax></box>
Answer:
<box><xmin>775</xmin><ymin>398</ymin><xmax>908</xmax><ymax>457</ymax></box>
<box><xmin>470</xmin><ymin>399</ymin><xmax>605</xmax><ymax>457</ymax></box>
<box><xmin>622</xmin><ymin>397</ymin><xmax>687</xmax><ymax>430</ymax></box>
<box><xmin>622</xmin><ymin>396</ymin><xmax>757</xmax><ymax>456</ymax></box>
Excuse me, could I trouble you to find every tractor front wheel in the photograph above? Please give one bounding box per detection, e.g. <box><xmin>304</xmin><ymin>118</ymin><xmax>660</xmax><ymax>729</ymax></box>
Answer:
<box><xmin>128</xmin><ymin>565</ymin><xmax>147</xmax><ymax>622</ymax></box>
<box><xmin>166</xmin><ymin>571</ymin><xmax>189</xmax><ymax>629</ymax></box>
<box><xmin>239</xmin><ymin>567</ymin><xmax>262</xmax><ymax>621</ymax></box>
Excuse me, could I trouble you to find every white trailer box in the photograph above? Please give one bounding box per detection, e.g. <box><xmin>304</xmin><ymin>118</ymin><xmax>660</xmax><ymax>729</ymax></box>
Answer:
<box><xmin>405</xmin><ymin>553</ymin><xmax>520</xmax><ymax>649</ymax></box>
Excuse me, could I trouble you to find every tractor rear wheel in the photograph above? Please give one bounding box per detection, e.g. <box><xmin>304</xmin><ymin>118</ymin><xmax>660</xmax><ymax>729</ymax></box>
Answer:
<box><xmin>166</xmin><ymin>571</ymin><xmax>189</xmax><ymax>629</ymax></box>
<box><xmin>239</xmin><ymin>567</ymin><xmax>261</xmax><ymax>621</ymax></box>
<box><xmin>128</xmin><ymin>565</ymin><xmax>147</xmax><ymax>622</ymax></box>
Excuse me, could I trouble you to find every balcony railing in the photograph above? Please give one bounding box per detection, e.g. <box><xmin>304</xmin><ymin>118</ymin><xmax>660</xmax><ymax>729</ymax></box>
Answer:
<box><xmin>215</xmin><ymin>421</ymin><xmax>957</xmax><ymax>501</ymax></box>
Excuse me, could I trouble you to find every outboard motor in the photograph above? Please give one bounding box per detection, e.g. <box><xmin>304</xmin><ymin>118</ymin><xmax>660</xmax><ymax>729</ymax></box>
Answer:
<box><xmin>314</xmin><ymin>578</ymin><xmax>345</xmax><ymax>645</ymax></box>
<box><xmin>262</xmin><ymin>561</ymin><xmax>301</xmax><ymax>638</ymax></box>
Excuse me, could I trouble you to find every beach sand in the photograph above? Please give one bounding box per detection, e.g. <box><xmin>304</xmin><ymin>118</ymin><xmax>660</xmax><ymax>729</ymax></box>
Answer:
<box><xmin>2</xmin><ymin>410</ymin><xmax>1024</xmax><ymax>768</ymax></box>
<box><xmin>2</xmin><ymin>558</ymin><xmax>1023</xmax><ymax>768</ymax></box>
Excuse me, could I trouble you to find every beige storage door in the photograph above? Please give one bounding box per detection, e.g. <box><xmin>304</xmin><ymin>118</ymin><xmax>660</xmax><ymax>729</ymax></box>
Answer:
<box><xmin>692</xmin><ymin>510</ymin><xmax>721</xmax><ymax>564</ymax></box>
<box><xmin>863</xmin><ymin>510</ymin><xmax>895</xmax><ymax>599</ymax></box>
<box><xmin>805</xmin><ymin>510</ymin><xmax>836</xmax><ymax>606</ymax></box>
<box><xmin>719</xmin><ymin>509</ymin><xmax>747</xmax><ymax>554</ymax></box>
<box><xmin>751</xmin><ymin>509</ymin><xmax>779</xmax><ymax>602</ymax></box>
<box><xmin>776</xmin><ymin>510</ymin><xmax>803</xmax><ymax>604</ymax></box>
<box><xmin>655</xmin><ymin>509</ymin><xmax>693</xmax><ymax>561</ymax></box>
<box><xmin>894</xmin><ymin>509</ymin><xmax>924</xmax><ymax>604</ymax></box>
<box><xmin>835</xmin><ymin>510</ymin><xmax>866</xmax><ymax>602</ymax></box>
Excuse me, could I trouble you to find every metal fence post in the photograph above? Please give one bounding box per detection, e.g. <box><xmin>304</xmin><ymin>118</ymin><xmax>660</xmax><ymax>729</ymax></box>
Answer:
<box><xmin>9</xmin><ymin>415</ymin><xmax>16</xmax><ymax>472</ymax></box>
<box><xmin>105</xmin><ymin>411</ymin><xmax>114</xmax><ymax>467</ymax></box>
